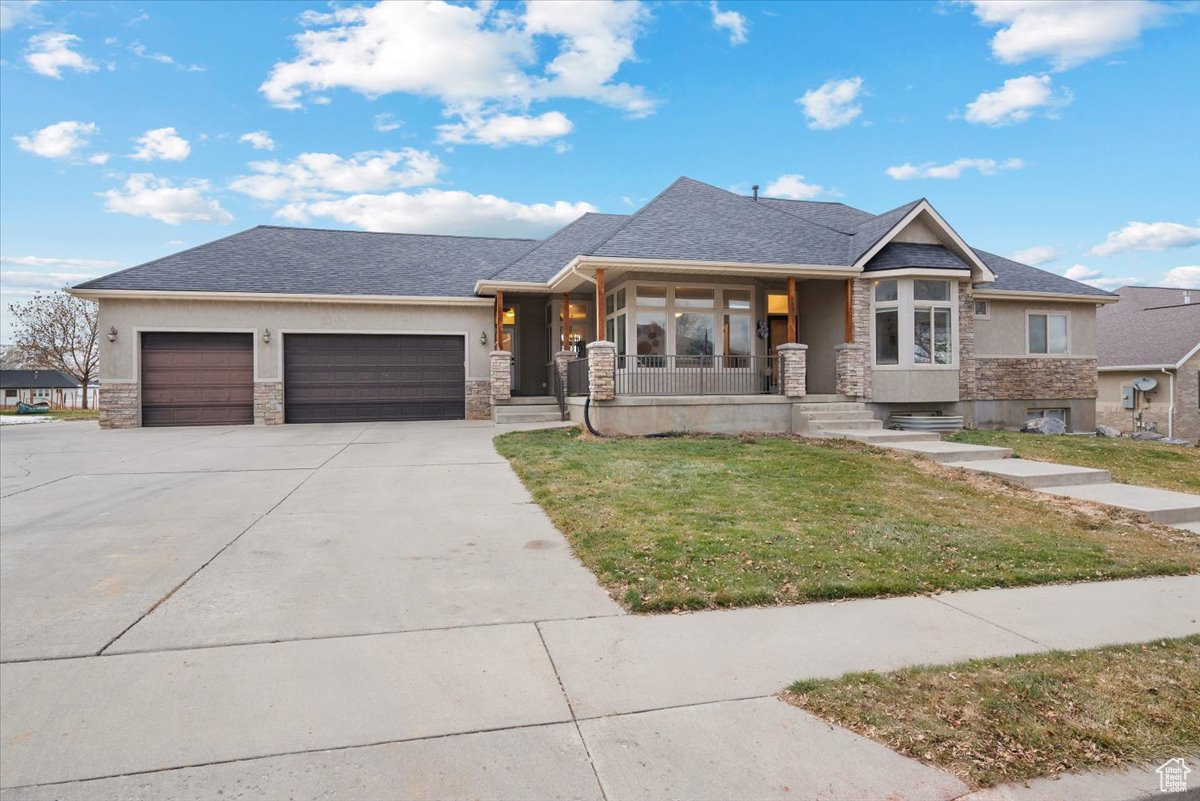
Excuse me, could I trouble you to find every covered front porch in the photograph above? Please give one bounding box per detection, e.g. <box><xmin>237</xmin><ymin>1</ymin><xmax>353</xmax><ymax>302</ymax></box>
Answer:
<box><xmin>487</xmin><ymin>269</ymin><xmax>871</xmax><ymax>407</ymax></box>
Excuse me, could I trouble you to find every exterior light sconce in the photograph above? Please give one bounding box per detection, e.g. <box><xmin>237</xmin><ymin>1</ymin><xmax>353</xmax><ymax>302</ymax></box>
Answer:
<box><xmin>262</xmin><ymin>328</ymin><xmax>272</xmax><ymax>344</ymax></box>
<box><xmin>106</xmin><ymin>326</ymin><xmax>118</xmax><ymax>343</ymax></box>
<box><xmin>480</xmin><ymin>330</ymin><xmax>488</xmax><ymax>346</ymax></box>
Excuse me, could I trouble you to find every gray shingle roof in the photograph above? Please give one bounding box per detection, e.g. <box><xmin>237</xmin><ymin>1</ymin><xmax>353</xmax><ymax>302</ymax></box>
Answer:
<box><xmin>75</xmin><ymin>226</ymin><xmax>538</xmax><ymax>297</ymax></box>
<box><xmin>587</xmin><ymin>177</ymin><xmax>850</xmax><ymax>266</ymax></box>
<box><xmin>847</xmin><ymin>200</ymin><xmax>924</xmax><ymax>264</ymax></box>
<box><xmin>71</xmin><ymin>177</ymin><xmax>1116</xmax><ymax>305</ymax></box>
<box><xmin>864</xmin><ymin>243</ymin><xmax>971</xmax><ymax>272</ymax></box>
<box><xmin>1097</xmin><ymin>286</ymin><xmax>1200</xmax><ymax>367</ymax></box>
<box><xmin>487</xmin><ymin>213</ymin><xmax>628</xmax><ymax>283</ymax></box>
<box><xmin>756</xmin><ymin>198</ymin><xmax>875</xmax><ymax>233</ymax></box>
<box><xmin>0</xmin><ymin>369</ymin><xmax>79</xmax><ymax>389</ymax></box>
<box><xmin>972</xmin><ymin>250</ymin><xmax>1115</xmax><ymax>298</ymax></box>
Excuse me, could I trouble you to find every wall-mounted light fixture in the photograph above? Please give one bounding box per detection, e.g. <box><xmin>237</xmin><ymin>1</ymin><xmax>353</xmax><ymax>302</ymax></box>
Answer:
<box><xmin>106</xmin><ymin>326</ymin><xmax>118</xmax><ymax>343</ymax></box>
<box><xmin>262</xmin><ymin>328</ymin><xmax>271</xmax><ymax>344</ymax></box>
<box><xmin>480</xmin><ymin>330</ymin><xmax>488</xmax><ymax>346</ymax></box>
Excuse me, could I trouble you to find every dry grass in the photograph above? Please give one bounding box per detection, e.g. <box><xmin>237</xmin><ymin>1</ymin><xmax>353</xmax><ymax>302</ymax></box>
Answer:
<box><xmin>784</xmin><ymin>637</ymin><xmax>1200</xmax><ymax>789</ymax></box>
<box><xmin>494</xmin><ymin>428</ymin><xmax>1200</xmax><ymax>611</ymax></box>
<box><xmin>948</xmin><ymin>430</ymin><xmax>1200</xmax><ymax>494</ymax></box>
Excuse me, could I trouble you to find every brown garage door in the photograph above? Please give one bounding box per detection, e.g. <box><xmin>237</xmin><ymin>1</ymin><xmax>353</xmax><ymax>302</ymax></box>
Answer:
<box><xmin>141</xmin><ymin>332</ymin><xmax>254</xmax><ymax>427</ymax></box>
<box><xmin>283</xmin><ymin>334</ymin><xmax>465</xmax><ymax>423</ymax></box>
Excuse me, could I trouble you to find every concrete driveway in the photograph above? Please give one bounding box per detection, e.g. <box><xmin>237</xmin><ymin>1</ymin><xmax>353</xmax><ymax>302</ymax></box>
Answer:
<box><xmin>3</xmin><ymin>421</ymin><xmax>1190</xmax><ymax>800</ymax></box>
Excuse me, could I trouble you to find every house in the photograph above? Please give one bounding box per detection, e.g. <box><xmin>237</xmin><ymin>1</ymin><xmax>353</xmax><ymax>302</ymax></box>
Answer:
<box><xmin>70</xmin><ymin>176</ymin><xmax>1115</xmax><ymax>432</ymax></box>
<box><xmin>0</xmin><ymin>369</ymin><xmax>86</xmax><ymax>408</ymax></box>
<box><xmin>1096</xmin><ymin>286</ymin><xmax>1200</xmax><ymax>443</ymax></box>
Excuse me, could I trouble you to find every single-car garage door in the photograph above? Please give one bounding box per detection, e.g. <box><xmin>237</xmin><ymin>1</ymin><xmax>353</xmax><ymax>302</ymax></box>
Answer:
<box><xmin>283</xmin><ymin>334</ymin><xmax>465</xmax><ymax>423</ymax></box>
<box><xmin>141</xmin><ymin>332</ymin><xmax>254</xmax><ymax>426</ymax></box>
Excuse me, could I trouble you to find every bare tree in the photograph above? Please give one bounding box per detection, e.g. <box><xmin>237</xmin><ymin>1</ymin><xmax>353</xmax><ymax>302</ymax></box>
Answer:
<box><xmin>8</xmin><ymin>291</ymin><xmax>100</xmax><ymax>409</ymax></box>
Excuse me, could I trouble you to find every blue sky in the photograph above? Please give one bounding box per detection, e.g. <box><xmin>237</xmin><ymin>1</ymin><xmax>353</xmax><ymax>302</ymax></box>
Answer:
<box><xmin>2</xmin><ymin>0</ymin><xmax>1199</xmax><ymax>335</ymax></box>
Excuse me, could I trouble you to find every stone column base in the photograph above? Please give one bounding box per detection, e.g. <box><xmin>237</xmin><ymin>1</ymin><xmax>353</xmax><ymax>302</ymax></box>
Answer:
<box><xmin>587</xmin><ymin>341</ymin><xmax>616</xmax><ymax>401</ymax></box>
<box><xmin>777</xmin><ymin>343</ymin><xmax>808</xmax><ymax>398</ymax></box>
<box><xmin>835</xmin><ymin>343</ymin><xmax>869</xmax><ymax>399</ymax></box>
<box><xmin>466</xmin><ymin>378</ymin><xmax>492</xmax><ymax>420</ymax></box>
<box><xmin>254</xmin><ymin>381</ymin><xmax>284</xmax><ymax>425</ymax></box>
<box><xmin>490</xmin><ymin>351</ymin><xmax>512</xmax><ymax>401</ymax></box>
<box><xmin>99</xmin><ymin>384</ymin><xmax>139</xmax><ymax>429</ymax></box>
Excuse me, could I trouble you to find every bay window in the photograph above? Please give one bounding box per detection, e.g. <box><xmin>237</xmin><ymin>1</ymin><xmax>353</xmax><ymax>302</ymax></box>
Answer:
<box><xmin>871</xmin><ymin>278</ymin><xmax>957</xmax><ymax>368</ymax></box>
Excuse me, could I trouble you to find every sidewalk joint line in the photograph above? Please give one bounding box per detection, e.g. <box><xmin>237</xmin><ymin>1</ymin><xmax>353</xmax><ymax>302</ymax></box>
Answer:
<box><xmin>535</xmin><ymin>621</ymin><xmax>611</xmax><ymax>801</ymax></box>
<box><xmin>928</xmin><ymin>595</ymin><xmax>1053</xmax><ymax>651</ymax></box>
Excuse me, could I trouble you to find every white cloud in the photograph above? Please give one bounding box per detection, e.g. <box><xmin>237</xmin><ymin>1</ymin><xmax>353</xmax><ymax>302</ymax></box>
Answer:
<box><xmin>130</xmin><ymin>41</ymin><xmax>205</xmax><ymax>72</ymax></box>
<box><xmin>1159</xmin><ymin>266</ymin><xmax>1200</xmax><ymax>289</ymax></box>
<box><xmin>969</xmin><ymin>1</ymin><xmax>1171</xmax><ymax>71</ymax></box>
<box><xmin>25</xmin><ymin>32</ymin><xmax>97</xmax><ymax>78</ymax></box>
<box><xmin>763</xmin><ymin>174</ymin><xmax>824</xmax><ymax>200</ymax></box>
<box><xmin>436</xmin><ymin>108</ymin><xmax>572</xmax><ymax>147</ymax></box>
<box><xmin>259</xmin><ymin>0</ymin><xmax>655</xmax><ymax>125</ymax></box>
<box><xmin>1060</xmin><ymin>264</ymin><xmax>1137</xmax><ymax>290</ymax></box>
<box><xmin>98</xmin><ymin>174</ymin><xmax>233</xmax><ymax>225</ymax></box>
<box><xmin>87</xmin><ymin>152</ymin><xmax>110</xmax><ymax>165</ymax></box>
<box><xmin>1063</xmin><ymin>264</ymin><xmax>1101</xmax><ymax>281</ymax></box>
<box><xmin>1090</xmin><ymin>221</ymin><xmax>1200</xmax><ymax>256</ymax></box>
<box><xmin>797</xmin><ymin>77</ymin><xmax>863</xmax><ymax>130</ymax></box>
<box><xmin>13</xmin><ymin>120</ymin><xmax>97</xmax><ymax>159</ymax></box>
<box><xmin>238</xmin><ymin>130</ymin><xmax>276</xmax><ymax>151</ymax></box>
<box><xmin>710</xmin><ymin>1</ymin><xmax>747</xmax><ymax>45</ymax></box>
<box><xmin>886</xmin><ymin>157</ymin><xmax>1024</xmax><ymax>180</ymax></box>
<box><xmin>0</xmin><ymin>255</ymin><xmax>122</xmax><ymax>268</ymax></box>
<box><xmin>229</xmin><ymin>149</ymin><xmax>444</xmax><ymax>202</ymax></box>
<box><xmin>963</xmin><ymin>74</ymin><xmax>1071</xmax><ymax>126</ymax></box>
<box><xmin>130</xmin><ymin>127</ymin><xmax>191</xmax><ymax>161</ymax></box>
<box><xmin>276</xmin><ymin>188</ymin><xmax>596</xmax><ymax>238</ymax></box>
<box><xmin>1</xmin><ymin>1</ymin><xmax>42</xmax><ymax>31</ymax></box>
<box><xmin>1009</xmin><ymin>245</ymin><xmax>1059</xmax><ymax>265</ymax></box>
<box><xmin>373</xmin><ymin>113</ymin><xmax>403</xmax><ymax>132</ymax></box>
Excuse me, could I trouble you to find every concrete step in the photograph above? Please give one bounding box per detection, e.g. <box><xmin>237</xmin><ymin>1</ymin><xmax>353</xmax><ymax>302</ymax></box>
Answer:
<box><xmin>1172</xmin><ymin>521</ymin><xmax>1200</xmax><ymax>534</ymax></box>
<box><xmin>1035</xmin><ymin>483</ymin><xmax>1200</xmax><ymax>525</ymax></box>
<box><xmin>496</xmin><ymin>396</ymin><xmax>557</xmax><ymax>406</ymax></box>
<box><xmin>884</xmin><ymin>441</ymin><xmax>1014</xmax><ymax>463</ymax></box>
<box><xmin>810</xmin><ymin>418</ymin><xmax>884</xmax><ymax>432</ymax></box>
<box><xmin>792</xmin><ymin>402</ymin><xmax>867</xmax><ymax>413</ymax></box>
<box><xmin>495</xmin><ymin>406</ymin><xmax>563</xmax><ymax>423</ymax></box>
<box><xmin>800</xmin><ymin>394</ymin><xmax>855</xmax><ymax>403</ymax></box>
<box><xmin>795</xmin><ymin>410</ymin><xmax>878</xmax><ymax>422</ymax></box>
<box><xmin>945</xmin><ymin>458</ymin><xmax>1110</xmax><ymax>489</ymax></box>
<box><xmin>814</xmin><ymin>428</ymin><xmax>941</xmax><ymax>444</ymax></box>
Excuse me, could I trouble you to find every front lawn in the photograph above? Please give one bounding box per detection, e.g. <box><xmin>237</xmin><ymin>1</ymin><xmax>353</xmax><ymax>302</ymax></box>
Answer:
<box><xmin>784</xmin><ymin>637</ymin><xmax>1200</xmax><ymax>789</ymax></box>
<box><xmin>495</xmin><ymin>429</ymin><xmax>1200</xmax><ymax>611</ymax></box>
<box><xmin>947</xmin><ymin>430</ymin><xmax>1200</xmax><ymax>494</ymax></box>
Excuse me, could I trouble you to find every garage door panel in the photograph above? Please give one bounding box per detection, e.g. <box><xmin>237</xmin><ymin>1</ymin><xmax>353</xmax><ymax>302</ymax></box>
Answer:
<box><xmin>284</xmin><ymin>334</ymin><xmax>465</xmax><ymax>423</ymax></box>
<box><xmin>141</xmin><ymin>333</ymin><xmax>254</xmax><ymax>427</ymax></box>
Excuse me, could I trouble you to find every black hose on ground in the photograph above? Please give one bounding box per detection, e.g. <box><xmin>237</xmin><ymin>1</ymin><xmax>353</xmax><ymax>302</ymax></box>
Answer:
<box><xmin>583</xmin><ymin>395</ymin><xmax>604</xmax><ymax>437</ymax></box>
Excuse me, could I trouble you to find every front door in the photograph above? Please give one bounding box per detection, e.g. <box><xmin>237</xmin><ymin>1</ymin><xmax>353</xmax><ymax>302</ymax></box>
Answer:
<box><xmin>768</xmin><ymin>316</ymin><xmax>789</xmax><ymax>388</ymax></box>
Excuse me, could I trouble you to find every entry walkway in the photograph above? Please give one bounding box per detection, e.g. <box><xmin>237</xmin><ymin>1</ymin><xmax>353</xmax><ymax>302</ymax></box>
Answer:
<box><xmin>879</xmin><ymin>438</ymin><xmax>1200</xmax><ymax>532</ymax></box>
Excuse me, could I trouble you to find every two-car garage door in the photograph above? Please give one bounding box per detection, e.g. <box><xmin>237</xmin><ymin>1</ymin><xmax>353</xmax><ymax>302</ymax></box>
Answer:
<box><xmin>283</xmin><ymin>334</ymin><xmax>465</xmax><ymax>423</ymax></box>
<box><xmin>140</xmin><ymin>332</ymin><xmax>465</xmax><ymax>426</ymax></box>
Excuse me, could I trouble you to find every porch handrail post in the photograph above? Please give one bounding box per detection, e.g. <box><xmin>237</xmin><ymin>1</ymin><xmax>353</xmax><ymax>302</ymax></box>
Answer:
<box><xmin>777</xmin><ymin>343</ymin><xmax>808</xmax><ymax>398</ymax></box>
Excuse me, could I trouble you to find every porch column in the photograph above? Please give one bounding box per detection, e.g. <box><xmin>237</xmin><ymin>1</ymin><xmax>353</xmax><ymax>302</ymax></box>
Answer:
<box><xmin>595</xmin><ymin>268</ymin><xmax>606</xmax><ymax>341</ymax></box>
<box><xmin>494</xmin><ymin>290</ymin><xmax>504</xmax><ymax>348</ymax></box>
<box><xmin>835</xmin><ymin>343</ymin><xmax>868</xmax><ymax>399</ymax></box>
<box><xmin>777</xmin><ymin>343</ymin><xmax>808</xmax><ymax>398</ymax></box>
<box><xmin>490</xmin><ymin>350</ymin><xmax>512</xmax><ymax>401</ymax></box>
<box><xmin>786</xmin><ymin>276</ymin><xmax>798</xmax><ymax>343</ymax></box>
<box><xmin>561</xmin><ymin>292</ymin><xmax>570</xmax><ymax>351</ymax></box>
<box><xmin>587</xmin><ymin>340</ymin><xmax>615</xmax><ymax>402</ymax></box>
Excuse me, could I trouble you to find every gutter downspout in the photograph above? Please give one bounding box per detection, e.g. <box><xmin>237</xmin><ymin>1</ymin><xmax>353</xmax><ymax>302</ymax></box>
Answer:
<box><xmin>1161</xmin><ymin>367</ymin><xmax>1175</xmax><ymax>439</ymax></box>
<box><xmin>569</xmin><ymin>261</ymin><xmax>597</xmax><ymax>288</ymax></box>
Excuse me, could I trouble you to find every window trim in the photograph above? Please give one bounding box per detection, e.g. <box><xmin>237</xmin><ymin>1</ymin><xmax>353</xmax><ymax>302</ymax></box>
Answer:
<box><xmin>871</xmin><ymin>278</ymin><xmax>959</xmax><ymax>370</ymax></box>
<box><xmin>1025</xmin><ymin>310</ymin><xmax>1071</xmax><ymax>356</ymax></box>
<box><xmin>973</xmin><ymin>299</ymin><xmax>990</xmax><ymax>319</ymax></box>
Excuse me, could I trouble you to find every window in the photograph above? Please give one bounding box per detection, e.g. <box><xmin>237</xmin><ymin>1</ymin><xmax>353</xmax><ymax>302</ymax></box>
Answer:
<box><xmin>1028</xmin><ymin>408</ymin><xmax>1067</xmax><ymax>424</ymax></box>
<box><xmin>1028</xmin><ymin>313</ymin><xmax>1068</xmax><ymax>354</ymax></box>
<box><xmin>974</xmin><ymin>300</ymin><xmax>989</xmax><ymax>318</ymax></box>
<box><xmin>872</xmin><ymin>278</ymin><xmax>957</xmax><ymax>368</ymax></box>
<box><xmin>3</xmin><ymin>389</ymin><xmax>15</xmax><ymax>398</ymax></box>
<box><xmin>33</xmin><ymin>388</ymin><xmax>51</xmax><ymax>399</ymax></box>
<box><xmin>610</xmin><ymin>283</ymin><xmax>754</xmax><ymax>361</ymax></box>
<box><xmin>766</xmin><ymin>292</ymin><xmax>789</xmax><ymax>315</ymax></box>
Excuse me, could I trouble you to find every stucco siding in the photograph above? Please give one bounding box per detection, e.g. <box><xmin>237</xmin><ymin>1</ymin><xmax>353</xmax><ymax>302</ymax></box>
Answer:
<box><xmin>97</xmin><ymin>297</ymin><xmax>495</xmax><ymax>383</ymax></box>
<box><xmin>975</xmin><ymin>299</ymin><xmax>1098</xmax><ymax>357</ymax></box>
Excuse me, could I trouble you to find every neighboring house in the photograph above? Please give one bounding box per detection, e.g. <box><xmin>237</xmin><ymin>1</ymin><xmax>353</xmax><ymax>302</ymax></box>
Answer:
<box><xmin>1096</xmin><ymin>286</ymin><xmax>1200</xmax><ymax>443</ymax></box>
<box><xmin>70</xmin><ymin>176</ymin><xmax>1115</xmax><ymax>432</ymax></box>
<box><xmin>0</xmin><ymin>369</ymin><xmax>85</xmax><ymax>408</ymax></box>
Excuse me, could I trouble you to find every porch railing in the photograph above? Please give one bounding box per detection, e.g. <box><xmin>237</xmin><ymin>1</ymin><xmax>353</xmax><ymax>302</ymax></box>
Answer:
<box><xmin>566</xmin><ymin>357</ymin><xmax>590</xmax><ymax>396</ymax></box>
<box><xmin>614</xmin><ymin>354</ymin><xmax>779</xmax><ymax>396</ymax></box>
